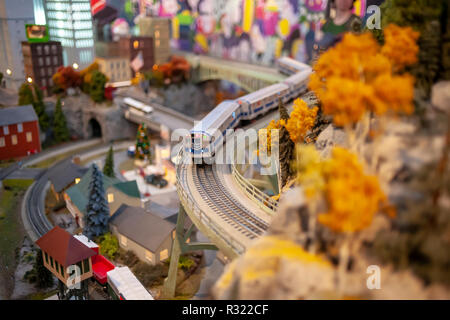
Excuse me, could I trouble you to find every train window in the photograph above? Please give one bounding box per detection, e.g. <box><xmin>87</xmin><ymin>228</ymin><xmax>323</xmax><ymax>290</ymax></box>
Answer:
<box><xmin>232</xmin><ymin>112</ymin><xmax>236</xmax><ymax>119</ymax></box>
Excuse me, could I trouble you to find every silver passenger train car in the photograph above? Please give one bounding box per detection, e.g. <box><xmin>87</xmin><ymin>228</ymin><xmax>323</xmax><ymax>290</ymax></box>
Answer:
<box><xmin>276</xmin><ymin>56</ymin><xmax>311</xmax><ymax>75</ymax></box>
<box><xmin>187</xmin><ymin>58</ymin><xmax>312</xmax><ymax>160</ymax></box>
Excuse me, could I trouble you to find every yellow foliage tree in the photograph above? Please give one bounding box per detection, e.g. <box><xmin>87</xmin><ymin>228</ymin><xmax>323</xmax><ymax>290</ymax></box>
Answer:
<box><xmin>285</xmin><ymin>99</ymin><xmax>318</xmax><ymax>143</ymax></box>
<box><xmin>259</xmin><ymin>119</ymin><xmax>285</xmax><ymax>155</ymax></box>
<box><xmin>317</xmin><ymin>147</ymin><xmax>395</xmax><ymax>233</ymax></box>
<box><xmin>309</xmin><ymin>26</ymin><xmax>419</xmax><ymax>128</ymax></box>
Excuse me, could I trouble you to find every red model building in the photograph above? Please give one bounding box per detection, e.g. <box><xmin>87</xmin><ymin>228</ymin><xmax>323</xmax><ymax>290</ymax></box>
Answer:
<box><xmin>0</xmin><ymin>105</ymin><xmax>41</xmax><ymax>160</ymax></box>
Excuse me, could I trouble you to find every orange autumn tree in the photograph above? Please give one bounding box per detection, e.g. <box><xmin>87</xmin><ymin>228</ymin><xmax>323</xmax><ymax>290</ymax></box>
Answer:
<box><xmin>308</xmin><ymin>25</ymin><xmax>419</xmax><ymax>128</ymax></box>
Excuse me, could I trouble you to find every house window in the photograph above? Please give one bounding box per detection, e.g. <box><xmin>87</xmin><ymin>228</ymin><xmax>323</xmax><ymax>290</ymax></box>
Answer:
<box><xmin>0</xmin><ymin>137</ymin><xmax>5</xmax><ymax>147</ymax></box>
<box><xmin>75</xmin><ymin>178</ymin><xmax>80</xmax><ymax>184</ymax></box>
<box><xmin>107</xmin><ymin>193</ymin><xmax>114</xmax><ymax>203</ymax></box>
<box><xmin>156</xmin><ymin>40</ymin><xmax>160</xmax><ymax>48</ymax></box>
<box><xmin>145</xmin><ymin>250</ymin><xmax>153</xmax><ymax>262</ymax></box>
<box><xmin>26</xmin><ymin>132</ymin><xmax>32</xmax><ymax>142</ymax></box>
<box><xmin>133</xmin><ymin>40</ymin><xmax>139</xmax><ymax>49</ymax></box>
<box><xmin>17</xmin><ymin>123</ymin><xmax>23</xmax><ymax>132</ymax></box>
<box><xmin>120</xmin><ymin>235</ymin><xmax>127</xmax><ymax>246</ymax></box>
<box><xmin>83</xmin><ymin>259</ymin><xmax>90</xmax><ymax>273</ymax></box>
<box><xmin>155</xmin><ymin>30</ymin><xmax>160</xmax><ymax>39</ymax></box>
<box><xmin>11</xmin><ymin>135</ymin><xmax>18</xmax><ymax>145</ymax></box>
<box><xmin>3</xmin><ymin>125</ymin><xmax>9</xmax><ymax>135</ymax></box>
<box><xmin>172</xmin><ymin>230</ymin><xmax>175</xmax><ymax>240</ymax></box>
<box><xmin>160</xmin><ymin>249</ymin><xmax>169</xmax><ymax>261</ymax></box>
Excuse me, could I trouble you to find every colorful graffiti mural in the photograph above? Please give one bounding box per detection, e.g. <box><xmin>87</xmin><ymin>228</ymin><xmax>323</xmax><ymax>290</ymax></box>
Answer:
<box><xmin>94</xmin><ymin>0</ymin><xmax>373</xmax><ymax>66</ymax></box>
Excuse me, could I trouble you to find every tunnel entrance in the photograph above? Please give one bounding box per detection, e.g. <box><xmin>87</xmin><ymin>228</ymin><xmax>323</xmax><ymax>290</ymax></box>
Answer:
<box><xmin>88</xmin><ymin>118</ymin><xmax>102</xmax><ymax>138</ymax></box>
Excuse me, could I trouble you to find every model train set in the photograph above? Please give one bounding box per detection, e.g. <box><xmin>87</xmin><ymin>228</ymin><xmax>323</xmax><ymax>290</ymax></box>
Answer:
<box><xmin>187</xmin><ymin>57</ymin><xmax>312</xmax><ymax>160</ymax></box>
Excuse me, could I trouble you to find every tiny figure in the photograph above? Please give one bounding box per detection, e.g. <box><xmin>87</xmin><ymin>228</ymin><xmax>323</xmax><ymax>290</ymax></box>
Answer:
<box><xmin>308</xmin><ymin>0</ymin><xmax>363</xmax><ymax>62</ymax></box>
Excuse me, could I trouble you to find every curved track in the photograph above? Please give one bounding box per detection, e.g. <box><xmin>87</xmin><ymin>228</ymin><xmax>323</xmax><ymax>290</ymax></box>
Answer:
<box><xmin>26</xmin><ymin>160</ymin><xmax>70</xmax><ymax>238</ymax></box>
<box><xmin>192</xmin><ymin>165</ymin><xmax>268</xmax><ymax>240</ymax></box>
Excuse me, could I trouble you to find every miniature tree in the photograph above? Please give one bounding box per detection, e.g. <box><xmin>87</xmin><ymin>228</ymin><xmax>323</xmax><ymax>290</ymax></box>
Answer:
<box><xmin>89</xmin><ymin>70</ymin><xmax>108</xmax><ymax>103</ymax></box>
<box><xmin>277</xmin><ymin>99</ymin><xmax>295</xmax><ymax>188</ymax></box>
<box><xmin>135</xmin><ymin>123</ymin><xmax>151</xmax><ymax>161</ymax></box>
<box><xmin>32</xmin><ymin>84</ymin><xmax>50</xmax><ymax>131</ymax></box>
<box><xmin>83</xmin><ymin>163</ymin><xmax>110</xmax><ymax>240</ymax></box>
<box><xmin>53</xmin><ymin>98</ymin><xmax>70</xmax><ymax>143</ymax></box>
<box><xmin>18</xmin><ymin>82</ymin><xmax>35</xmax><ymax>106</ymax></box>
<box><xmin>380</xmin><ymin>0</ymin><xmax>445</xmax><ymax>98</ymax></box>
<box><xmin>103</xmin><ymin>145</ymin><xmax>115</xmax><ymax>178</ymax></box>
<box><xmin>35</xmin><ymin>250</ymin><xmax>54</xmax><ymax>288</ymax></box>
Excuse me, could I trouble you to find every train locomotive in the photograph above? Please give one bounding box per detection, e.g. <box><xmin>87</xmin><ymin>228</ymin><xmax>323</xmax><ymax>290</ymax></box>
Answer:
<box><xmin>186</xmin><ymin>57</ymin><xmax>312</xmax><ymax>161</ymax></box>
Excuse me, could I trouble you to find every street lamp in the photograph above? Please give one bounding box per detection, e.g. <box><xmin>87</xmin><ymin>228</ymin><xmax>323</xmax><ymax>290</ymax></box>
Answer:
<box><xmin>27</xmin><ymin>77</ymin><xmax>33</xmax><ymax>83</ymax></box>
<box><xmin>6</xmin><ymin>69</ymin><xmax>12</xmax><ymax>75</ymax></box>
<box><xmin>72</xmin><ymin>63</ymin><xmax>79</xmax><ymax>70</ymax></box>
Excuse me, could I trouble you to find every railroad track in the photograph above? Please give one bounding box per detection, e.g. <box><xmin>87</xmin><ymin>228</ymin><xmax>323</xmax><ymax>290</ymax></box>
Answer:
<box><xmin>26</xmin><ymin>160</ymin><xmax>70</xmax><ymax>238</ymax></box>
<box><xmin>192</xmin><ymin>165</ymin><xmax>268</xmax><ymax>239</ymax></box>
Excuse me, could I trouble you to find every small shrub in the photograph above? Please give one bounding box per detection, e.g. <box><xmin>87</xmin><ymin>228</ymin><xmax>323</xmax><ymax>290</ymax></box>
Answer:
<box><xmin>132</xmin><ymin>262</ymin><xmax>167</xmax><ymax>287</ymax></box>
<box><xmin>97</xmin><ymin>233</ymin><xmax>119</xmax><ymax>260</ymax></box>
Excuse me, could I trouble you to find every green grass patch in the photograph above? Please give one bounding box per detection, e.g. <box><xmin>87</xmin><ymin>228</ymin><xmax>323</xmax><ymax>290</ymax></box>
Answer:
<box><xmin>29</xmin><ymin>142</ymin><xmax>103</xmax><ymax>169</ymax></box>
<box><xmin>26</xmin><ymin>289</ymin><xmax>57</xmax><ymax>300</ymax></box>
<box><xmin>0</xmin><ymin>182</ymin><xmax>29</xmax><ymax>284</ymax></box>
<box><xmin>2</xmin><ymin>179</ymin><xmax>34</xmax><ymax>190</ymax></box>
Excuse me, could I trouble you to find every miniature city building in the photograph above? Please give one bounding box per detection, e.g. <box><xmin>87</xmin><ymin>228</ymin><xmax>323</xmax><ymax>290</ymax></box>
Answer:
<box><xmin>118</xmin><ymin>36</ymin><xmax>154</xmax><ymax>76</ymax></box>
<box><xmin>64</xmin><ymin>165</ymin><xmax>141</xmax><ymax>228</ymax></box>
<box><xmin>110</xmin><ymin>204</ymin><xmax>176</xmax><ymax>265</ymax></box>
<box><xmin>21</xmin><ymin>41</ymin><xmax>63</xmax><ymax>95</ymax></box>
<box><xmin>94</xmin><ymin>41</ymin><xmax>120</xmax><ymax>59</ymax></box>
<box><xmin>48</xmin><ymin>159</ymin><xmax>88</xmax><ymax>202</ymax></box>
<box><xmin>0</xmin><ymin>0</ymin><xmax>35</xmax><ymax>90</ymax></box>
<box><xmin>42</xmin><ymin>0</ymin><xmax>95</xmax><ymax>69</ymax></box>
<box><xmin>35</xmin><ymin>226</ymin><xmax>96</xmax><ymax>287</ymax></box>
<box><xmin>96</xmin><ymin>57</ymin><xmax>131</xmax><ymax>83</ymax></box>
<box><xmin>138</xmin><ymin>17</ymin><xmax>171</xmax><ymax>65</ymax></box>
<box><xmin>0</xmin><ymin>105</ymin><xmax>41</xmax><ymax>160</ymax></box>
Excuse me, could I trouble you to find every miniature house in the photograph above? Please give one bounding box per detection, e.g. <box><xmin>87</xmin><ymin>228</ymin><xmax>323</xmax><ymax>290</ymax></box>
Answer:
<box><xmin>64</xmin><ymin>165</ymin><xmax>141</xmax><ymax>228</ymax></box>
<box><xmin>48</xmin><ymin>159</ymin><xmax>88</xmax><ymax>202</ymax></box>
<box><xmin>0</xmin><ymin>105</ymin><xmax>41</xmax><ymax>160</ymax></box>
<box><xmin>35</xmin><ymin>226</ymin><xmax>96</xmax><ymax>287</ymax></box>
<box><xmin>109</xmin><ymin>204</ymin><xmax>176</xmax><ymax>265</ymax></box>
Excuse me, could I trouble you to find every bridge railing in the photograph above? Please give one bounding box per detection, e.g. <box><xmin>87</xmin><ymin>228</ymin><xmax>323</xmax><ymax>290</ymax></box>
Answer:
<box><xmin>230</xmin><ymin>162</ymin><xmax>278</xmax><ymax>216</ymax></box>
<box><xmin>175</xmin><ymin>150</ymin><xmax>245</xmax><ymax>256</ymax></box>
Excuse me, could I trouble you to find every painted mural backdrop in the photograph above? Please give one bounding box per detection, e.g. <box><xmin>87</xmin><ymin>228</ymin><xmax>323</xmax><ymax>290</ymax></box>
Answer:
<box><xmin>95</xmin><ymin>0</ymin><xmax>371</xmax><ymax>65</ymax></box>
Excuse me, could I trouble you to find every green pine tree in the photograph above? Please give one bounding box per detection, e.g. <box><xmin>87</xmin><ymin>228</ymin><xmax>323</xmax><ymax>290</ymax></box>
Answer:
<box><xmin>33</xmin><ymin>84</ymin><xmax>50</xmax><ymax>131</ymax></box>
<box><xmin>35</xmin><ymin>250</ymin><xmax>54</xmax><ymax>288</ymax></box>
<box><xmin>103</xmin><ymin>145</ymin><xmax>115</xmax><ymax>178</ymax></box>
<box><xmin>83</xmin><ymin>163</ymin><xmax>110</xmax><ymax>239</ymax></box>
<box><xmin>135</xmin><ymin>123</ymin><xmax>151</xmax><ymax>161</ymax></box>
<box><xmin>53</xmin><ymin>98</ymin><xmax>70</xmax><ymax>143</ymax></box>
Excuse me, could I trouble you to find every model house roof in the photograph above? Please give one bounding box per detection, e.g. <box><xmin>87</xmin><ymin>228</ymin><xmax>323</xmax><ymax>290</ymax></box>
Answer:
<box><xmin>35</xmin><ymin>226</ymin><xmax>96</xmax><ymax>267</ymax></box>
<box><xmin>48</xmin><ymin>159</ymin><xmax>88</xmax><ymax>193</ymax></box>
<box><xmin>110</xmin><ymin>204</ymin><xmax>175</xmax><ymax>253</ymax></box>
<box><xmin>65</xmin><ymin>165</ymin><xmax>140</xmax><ymax>215</ymax></box>
<box><xmin>0</xmin><ymin>105</ymin><xmax>38</xmax><ymax>126</ymax></box>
